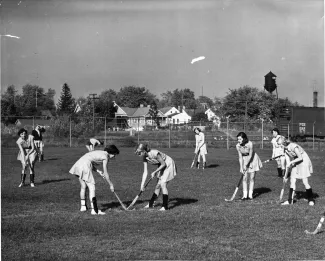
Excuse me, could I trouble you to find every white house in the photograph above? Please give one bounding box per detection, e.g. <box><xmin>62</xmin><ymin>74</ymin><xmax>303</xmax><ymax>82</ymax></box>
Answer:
<box><xmin>205</xmin><ymin>108</ymin><xmax>221</xmax><ymax>127</ymax></box>
<box><xmin>169</xmin><ymin>110</ymin><xmax>192</xmax><ymax>124</ymax></box>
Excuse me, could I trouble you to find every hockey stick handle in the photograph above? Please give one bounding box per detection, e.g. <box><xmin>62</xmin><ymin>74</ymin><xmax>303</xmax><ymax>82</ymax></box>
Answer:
<box><xmin>263</xmin><ymin>154</ymin><xmax>283</xmax><ymax>163</ymax></box>
<box><xmin>127</xmin><ymin>177</ymin><xmax>153</xmax><ymax>210</ymax></box>
<box><xmin>113</xmin><ymin>191</ymin><xmax>128</xmax><ymax>210</ymax></box>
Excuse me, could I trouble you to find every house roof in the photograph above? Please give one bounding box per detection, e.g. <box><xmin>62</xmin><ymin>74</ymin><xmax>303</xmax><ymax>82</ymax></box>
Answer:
<box><xmin>120</xmin><ymin>107</ymin><xmax>138</xmax><ymax>116</ymax></box>
<box><xmin>264</xmin><ymin>71</ymin><xmax>277</xmax><ymax>78</ymax></box>
<box><xmin>160</xmin><ymin>106</ymin><xmax>173</xmax><ymax>114</ymax></box>
<box><xmin>132</xmin><ymin>107</ymin><xmax>151</xmax><ymax>117</ymax></box>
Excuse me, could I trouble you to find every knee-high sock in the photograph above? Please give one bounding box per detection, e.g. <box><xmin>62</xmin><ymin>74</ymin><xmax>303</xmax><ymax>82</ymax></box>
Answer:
<box><xmin>288</xmin><ymin>188</ymin><xmax>295</xmax><ymax>203</ymax></box>
<box><xmin>149</xmin><ymin>193</ymin><xmax>158</xmax><ymax>207</ymax></box>
<box><xmin>91</xmin><ymin>197</ymin><xmax>98</xmax><ymax>213</ymax></box>
<box><xmin>306</xmin><ymin>188</ymin><xmax>314</xmax><ymax>202</ymax></box>
<box><xmin>162</xmin><ymin>194</ymin><xmax>168</xmax><ymax>209</ymax></box>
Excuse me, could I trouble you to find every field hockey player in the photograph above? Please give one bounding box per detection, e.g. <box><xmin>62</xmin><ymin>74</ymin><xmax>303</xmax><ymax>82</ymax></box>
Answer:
<box><xmin>69</xmin><ymin>145</ymin><xmax>120</xmax><ymax>215</ymax></box>
<box><xmin>271</xmin><ymin>128</ymin><xmax>286</xmax><ymax>178</ymax></box>
<box><xmin>236</xmin><ymin>132</ymin><xmax>262</xmax><ymax>200</ymax></box>
<box><xmin>194</xmin><ymin>127</ymin><xmax>207</xmax><ymax>169</ymax></box>
<box><xmin>277</xmin><ymin>137</ymin><xmax>315</xmax><ymax>206</ymax></box>
<box><xmin>86</xmin><ymin>138</ymin><xmax>103</xmax><ymax>152</ymax></box>
<box><xmin>135</xmin><ymin>144</ymin><xmax>177</xmax><ymax>211</ymax></box>
<box><xmin>16</xmin><ymin>128</ymin><xmax>38</xmax><ymax>188</ymax></box>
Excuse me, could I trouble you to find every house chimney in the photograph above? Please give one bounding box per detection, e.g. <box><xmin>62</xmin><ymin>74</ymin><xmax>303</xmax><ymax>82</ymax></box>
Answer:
<box><xmin>140</xmin><ymin>104</ymin><xmax>144</xmax><ymax>108</ymax></box>
<box><xmin>313</xmin><ymin>91</ymin><xmax>318</xmax><ymax>107</ymax></box>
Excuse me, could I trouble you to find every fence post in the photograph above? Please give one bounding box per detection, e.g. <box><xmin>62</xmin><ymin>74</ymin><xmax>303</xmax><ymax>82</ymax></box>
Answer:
<box><xmin>33</xmin><ymin>116</ymin><xmax>35</xmax><ymax>129</ymax></box>
<box><xmin>137</xmin><ymin>117</ymin><xmax>140</xmax><ymax>144</ymax></box>
<box><xmin>287</xmin><ymin>122</ymin><xmax>290</xmax><ymax>139</ymax></box>
<box><xmin>169</xmin><ymin>123</ymin><xmax>171</xmax><ymax>149</ymax></box>
<box><xmin>261</xmin><ymin>118</ymin><xmax>264</xmax><ymax>149</ymax></box>
<box><xmin>226</xmin><ymin>117</ymin><xmax>229</xmax><ymax>150</ymax></box>
<box><xmin>105</xmin><ymin>117</ymin><xmax>107</xmax><ymax>146</ymax></box>
<box><xmin>69</xmin><ymin>117</ymin><xmax>72</xmax><ymax>148</ymax></box>
<box><xmin>313</xmin><ymin>121</ymin><xmax>315</xmax><ymax>151</ymax></box>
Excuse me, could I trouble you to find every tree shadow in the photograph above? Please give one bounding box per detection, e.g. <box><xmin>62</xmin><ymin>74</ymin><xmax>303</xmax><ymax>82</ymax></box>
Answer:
<box><xmin>253</xmin><ymin>187</ymin><xmax>272</xmax><ymax>198</ymax></box>
<box><xmin>41</xmin><ymin>178</ymin><xmax>71</xmax><ymax>185</ymax></box>
<box><xmin>206</xmin><ymin>164</ymin><xmax>220</xmax><ymax>169</ymax></box>
<box><xmin>295</xmin><ymin>190</ymin><xmax>320</xmax><ymax>200</ymax></box>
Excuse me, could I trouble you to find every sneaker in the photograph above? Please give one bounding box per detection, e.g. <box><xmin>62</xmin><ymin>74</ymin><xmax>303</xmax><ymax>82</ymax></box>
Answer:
<box><xmin>247</xmin><ymin>197</ymin><xmax>253</xmax><ymax>201</ymax></box>
<box><xmin>240</xmin><ymin>197</ymin><xmax>247</xmax><ymax>201</ymax></box>
<box><xmin>18</xmin><ymin>182</ymin><xmax>25</xmax><ymax>188</ymax></box>
<box><xmin>91</xmin><ymin>209</ymin><xmax>106</xmax><ymax>215</ymax></box>
<box><xmin>30</xmin><ymin>183</ymin><xmax>35</xmax><ymax>188</ymax></box>
<box><xmin>281</xmin><ymin>201</ymin><xmax>292</xmax><ymax>205</ymax></box>
<box><xmin>159</xmin><ymin>207</ymin><xmax>167</xmax><ymax>211</ymax></box>
<box><xmin>144</xmin><ymin>203</ymin><xmax>155</xmax><ymax>209</ymax></box>
<box><xmin>80</xmin><ymin>206</ymin><xmax>87</xmax><ymax>212</ymax></box>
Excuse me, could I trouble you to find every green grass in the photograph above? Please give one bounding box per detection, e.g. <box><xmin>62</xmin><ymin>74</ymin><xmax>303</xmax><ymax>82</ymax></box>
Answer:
<box><xmin>2</xmin><ymin>147</ymin><xmax>325</xmax><ymax>260</ymax></box>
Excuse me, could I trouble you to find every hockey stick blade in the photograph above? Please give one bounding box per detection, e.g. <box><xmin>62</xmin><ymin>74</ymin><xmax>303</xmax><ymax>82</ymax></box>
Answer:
<box><xmin>305</xmin><ymin>216</ymin><xmax>325</xmax><ymax>235</ymax></box>
<box><xmin>113</xmin><ymin>192</ymin><xmax>128</xmax><ymax>210</ymax></box>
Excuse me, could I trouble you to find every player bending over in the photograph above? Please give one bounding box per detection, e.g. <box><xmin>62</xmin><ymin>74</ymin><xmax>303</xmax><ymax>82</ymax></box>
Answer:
<box><xmin>86</xmin><ymin>138</ymin><xmax>103</xmax><ymax>152</ymax></box>
<box><xmin>69</xmin><ymin>145</ymin><xmax>119</xmax><ymax>215</ymax></box>
<box><xmin>278</xmin><ymin>137</ymin><xmax>315</xmax><ymax>206</ymax></box>
<box><xmin>135</xmin><ymin>144</ymin><xmax>177</xmax><ymax>211</ymax></box>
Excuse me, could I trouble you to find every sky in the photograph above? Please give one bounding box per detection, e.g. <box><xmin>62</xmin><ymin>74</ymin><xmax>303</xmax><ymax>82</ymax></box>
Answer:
<box><xmin>1</xmin><ymin>0</ymin><xmax>324</xmax><ymax>107</ymax></box>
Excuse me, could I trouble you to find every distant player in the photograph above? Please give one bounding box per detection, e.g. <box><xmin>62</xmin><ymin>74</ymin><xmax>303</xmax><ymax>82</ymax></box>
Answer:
<box><xmin>236</xmin><ymin>132</ymin><xmax>262</xmax><ymax>200</ymax></box>
<box><xmin>277</xmin><ymin>137</ymin><xmax>315</xmax><ymax>206</ymax></box>
<box><xmin>32</xmin><ymin>125</ymin><xmax>46</xmax><ymax>162</ymax></box>
<box><xmin>194</xmin><ymin>127</ymin><xmax>207</xmax><ymax>169</ymax></box>
<box><xmin>86</xmin><ymin>138</ymin><xmax>102</xmax><ymax>152</ymax></box>
<box><xmin>16</xmin><ymin>128</ymin><xmax>38</xmax><ymax>187</ymax></box>
<box><xmin>135</xmin><ymin>144</ymin><xmax>177</xmax><ymax>211</ymax></box>
<box><xmin>69</xmin><ymin>145</ymin><xmax>120</xmax><ymax>215</ymax></box>
<box><xmin>271</xmin><ymin>128</ymin><xmax>286</xmax><ymax>177</ymax></box>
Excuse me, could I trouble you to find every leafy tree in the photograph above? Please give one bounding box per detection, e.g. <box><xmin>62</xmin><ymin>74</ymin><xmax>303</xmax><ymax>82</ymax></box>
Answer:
<box><xmin>96</xmin><ymin>89</ymin><xmax>118</xmax><ymax>118</ymax></box>
<box><xmin>56</xmin><ymin>83</ymin><xmax>75</xmax><ymax>115</ymax></box>
<box><xmin>148</xmin><ymin>101</ymin><xmax>160</xmax><ymax>127</ymax></box>
<box><xmin>159</xmin><ymin>91</ymin><xmax>174</xmax><ymax>108</ymax></box>
<box><xmin>197</xmin><ymin>96</ymin><xmax>214</xmax><ymax>109</ymax></box>
<box><xmin>171</xmin><ymin>88</ymin><xmax>196</xmax><ymax>109</ymax></box>
<box><xmin>1</xmin><ymin>85</ymin><xmax>17</xmax><ymax>118</ymax></box>
<box><xmin>191</xmin><ymin>112</ymin><xmax>208</xmax><ymax>122</ymax></box>
<box><xmin>117</xmin><ymin>86</ymin><xmax>157</xmax><ymax>107</ymax></box>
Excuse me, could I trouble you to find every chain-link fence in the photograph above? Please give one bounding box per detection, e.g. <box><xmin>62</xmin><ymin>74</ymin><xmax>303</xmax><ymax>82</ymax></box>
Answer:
<box><xmin>1</xmin><ymin>116</ymin><xmax>324</xmax><ymax>151</ymax></box>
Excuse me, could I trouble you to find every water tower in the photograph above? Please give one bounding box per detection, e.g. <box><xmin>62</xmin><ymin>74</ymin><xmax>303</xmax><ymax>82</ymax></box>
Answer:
<box><xmin>264</xmin><ymin>71</ymin><xmax>278</xmax><ymax>99</ymax></box>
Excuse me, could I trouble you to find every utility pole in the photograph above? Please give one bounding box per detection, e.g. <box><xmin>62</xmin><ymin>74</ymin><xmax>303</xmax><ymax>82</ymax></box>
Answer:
<box><xmin>88</xmin><ymin>93</ymin><xmax>99</xmax><ymax>130</ymax></box>
<box><xmin>35</xmin><ymin>88</ymin><xmax>38</xmax><ymax>108</ymax></box>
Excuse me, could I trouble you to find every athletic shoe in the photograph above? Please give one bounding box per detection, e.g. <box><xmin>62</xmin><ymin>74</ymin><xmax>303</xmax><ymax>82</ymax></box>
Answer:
<box><xmin>144</xmin><ymin>203</ymin><xmax>155</xmax><ymax>209</ymax></box>
<box><xmin>91</xmin><ymin>209</ymin><xmax>106</xmax><ymax>215</ymax></box>
<box><xmin>281</xmin><ymin>201</ymin><xmax>292</xmax><ymax>205</ymax></box>
<box><xmin>18</xmin><ymin>182</ymin><xmax>24</xmax><ymax>188</ymax></box>
<box><xmin>30</xmin><ymin>183</ymin><xmax>35</xmax><ymax>188</ymax></box>
<box><xmin>240</xmin><ymin>197</ymin><xmax>247</xmax><ymax>201</ymax></box>
<box><xmin>159</xmin><ymin>207</ymin><xmax>167</xmax><ymax>211</ymax></box>
<box><xmin>80</xmin><ymin>206</ymin><xmax>87</xmax><ymax>212</ymax></box>
<box><xmin>247</xmin><ymin>197</ymin><xmax>253</xmax><ymax>201</ymax></box>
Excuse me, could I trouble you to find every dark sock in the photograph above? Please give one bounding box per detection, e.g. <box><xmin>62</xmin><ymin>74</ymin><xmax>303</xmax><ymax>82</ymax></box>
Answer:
<box><xmin>92</xmin><ymin>197</ymin><xmax>98</xmax><ymax>213</ymax></box>
<box><xmin>21</xmin><ymin>174</ymin><xmax>26</xmax><ymax>183</ymax></box>
<box><xmin>149</xmin><ymin>193</ymin><xmax>158</xmax><ymax>207</ymax></box>
<box><xmin>277</xmin><ymin>168</ymin><xmax>282</xmax><ymax>177</ymax></box>
<box><xmin>162</xmin><ymin>194</ymin><xmax>168</xmax><ymax>209</ymax></box>
<box><xmin>30</xmin><ymin>174</ymin><xmax>35</xmax><ymax>184</ymax></box>
<box><xmin>306</xmin><ymin>188</ymin><xmax>314</xmax><ymax>202</ymax></box>
<box><xmin>282</xmin><ymin>169</ymin><xmax>286</xmax><ymax>177</ymax></box>
<box><xmin>288</xmin><ymin>188</ymin><xmax>294</xmax><ymax>203</ymax></box>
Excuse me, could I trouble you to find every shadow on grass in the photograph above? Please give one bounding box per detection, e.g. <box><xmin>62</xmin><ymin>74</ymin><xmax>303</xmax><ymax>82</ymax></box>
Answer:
<box><xmin>295</xmin><ymin>190</ymin><xmax>320</xmax><ymax>200</ymax></box>
<box><xmin>41</xmin><ymin>178</ymin><xmax>71</xmax><ymax>185</ymax></box>
<box><xmin>101</xmin><ymin>201</ymin><xmax>126</xmax><ymax>210</ymax></box>
<box><xmin>44</xmin><ymin>158</ymin><xmax>60</xmax><ymax>161</ymax></box>
<box><xmin>206</xmin><ymin>164</ymin><xmax>220</xmax><ymax>168</ymax></box>
<box><xmin>253</xmin><ymin>187</ymin><xmax>272</xmax><ymax>198</ymax></box>
<box><xmin>168</xmin><ymin>197</ymin><xmax>198</xmax><ymax>209</ymax></box>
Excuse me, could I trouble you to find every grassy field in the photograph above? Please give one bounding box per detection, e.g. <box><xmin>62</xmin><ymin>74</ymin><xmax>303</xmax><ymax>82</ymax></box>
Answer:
<box><xmin>1</xmin><ymin>146</ymin><xmax>325</xmax><ymax>260</ymax></box>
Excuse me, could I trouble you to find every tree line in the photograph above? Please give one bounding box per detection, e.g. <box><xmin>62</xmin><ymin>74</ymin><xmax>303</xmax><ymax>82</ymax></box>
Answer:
<box><xmin>1</xmin><ymin>82</ymin><xmax>299</xmax><ymax>124</ymax></box>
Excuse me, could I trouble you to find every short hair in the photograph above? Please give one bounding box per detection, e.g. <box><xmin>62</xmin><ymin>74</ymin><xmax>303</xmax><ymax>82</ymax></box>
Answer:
<box><xmin>104</xmin><ymin>145</ymin><xmax>119</xmax><ymax>155</ymax></box>
<box><xmin>193</xmin><ymin>127</ymin><xmax>201</xmax><ymax>133</ymax></box>
<box><xmin>236</xmin><ymin>132</ymin><xmax>249</xmax><ymax>145</ymax></box>
<box><xmin>272</xmin><ymin>128</ymin><xmax>280</xmax><ymax>135</ymax></box>
<box><xmin>135</xmin><ymin>143</ymin><xmax>150</xmax><ymax>154</ymax></box>
<box><xmin>18</xmin><ymin>128</ymin><xmax>27</xmax><ymax>136</ymax></box>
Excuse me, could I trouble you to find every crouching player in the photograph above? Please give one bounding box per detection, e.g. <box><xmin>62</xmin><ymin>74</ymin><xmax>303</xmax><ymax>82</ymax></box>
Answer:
<box><xmin>86</xmin><ymin>138</ymin><xmax>103</xmax><ymax>152</ymax></box>
<box><xmin>278</xmin><ymin>137</ymin><xmax>315</xmax><ymax>206</ymax></box>
<box><xmin>69</xmin><ymin>145</ymin><xmax>119</xmax><ymax>215</ymax></box>
<box><xmin>135</xmin><ymin>144</ymin><xmax>177</xmax><ymax>211</ymax></box>
<box><xmin>271</xmin><ymin>128</ymin><xmax>286</xmax><ymax>178</ymax></box>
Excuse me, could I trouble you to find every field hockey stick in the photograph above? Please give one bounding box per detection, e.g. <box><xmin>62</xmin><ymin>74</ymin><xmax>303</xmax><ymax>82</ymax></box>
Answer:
<box><xmin>305</xmin><ymin>212</ymin><xmax>325</xmax><ymax>235</ymax></box>
<box><xmin>225</xmin><ymin>170</ymin><xmax>246</xmax><ymax>202</ymax></box>
<box><xmin>190</xmin><ymin>153</ymin><xmax>198</xmax><ymax>168</ymax></box>
<box><xmin>127</xmin><ymin>177</ymin><xmax>153</xmax><ymax>210</ymax></box>
<box><xmin>97</xmin><ymin>170</ymin><xmax>128</xmax><ymax>210</ymax></box>
<box><xmin>113</xmin><ymin>191</ymin><xmax>128</xmax><ymax>210</ymax></box>
<box><xmin>262</xmin><ymin>154</ymin><xmax>283</xmax><ymax>163</ymax></box>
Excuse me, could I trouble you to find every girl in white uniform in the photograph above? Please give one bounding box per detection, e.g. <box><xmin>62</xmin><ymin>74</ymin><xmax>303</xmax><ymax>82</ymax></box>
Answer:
<box><xmin>69</xmin><ymin>145</ymin><xmax>119</xmax><ymax>215</ymax></box>
<box><xmin>236</xmin><ymin>132</ymin><xmax>262</xmax><ymax>200</ymax></box>
<box><xmin>277</xmin><ymin>137</ymin><xmax>315</xmax><ymax>205</ymax></box>
<box><xmin>194</xmin><ymin>127</ymin><xmax>207</xmax><ymax>169</ymax></box>
<box><xmin>271</xmin><ymin>128</ymin><xmax>286</xmax><ymax>177</ymax></box>
<box><xmin>135</xmin><ymin>144</ymin><xmax>177</xmax><ymax>211</ymax></box>
<box><xmin>86</xmin><ymin>138</ymin><xmax>102</xmax><ymax>152</ymax></box>
<box><xmin>16</xmin><ymin>128</ymin><xmax>38</xmax><ymax>187</ymax></box>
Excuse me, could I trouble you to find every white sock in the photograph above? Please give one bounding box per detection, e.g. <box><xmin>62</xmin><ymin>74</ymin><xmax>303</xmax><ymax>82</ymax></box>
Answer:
<box><xmin>81</xmin><ymin>199</ymin><xmax>86</xmax><ymax>207</ymax></box>
<box><xmin>248</xmin><ymin>190</ymin><xmax>253</xmax><ymax>198</ymax></box>
<box><xmin>243</xmin><ymin>191</ymin><xmax>247</xmax><ymax>198</ymax></box>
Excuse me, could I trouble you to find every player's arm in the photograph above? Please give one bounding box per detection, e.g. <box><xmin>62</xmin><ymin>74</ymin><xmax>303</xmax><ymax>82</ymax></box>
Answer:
<box><xmin>151</xmin><ymin>153</ymin><xmax>166</xmax><ymax>178</ymax></box>
<box><xmin>236</xmin><ymin>146</ymin><xmax>244</xmax><ymax>173</ymax></box>
<box><xmin>140</xmin><ymin>160</ymin><xmax>149</xmax><ymax>191</ymax></box>
<box><xmin>102</xmin><ymin>159</ymin><xmax>114</xmax><ymax>192</ymax></box>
